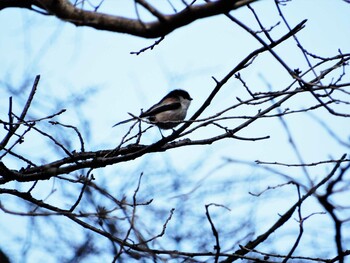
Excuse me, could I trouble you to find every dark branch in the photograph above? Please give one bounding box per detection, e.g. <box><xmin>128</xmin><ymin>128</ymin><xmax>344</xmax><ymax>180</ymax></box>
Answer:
<box><xmin>1</xmin><ymin>0</ymin><xmax>259</xmax><ymax>38</ymax></box>
<box><xmin>221</xmin><ymin>154</ymin><xmax>347</xmax><ymax>263</ymax></box>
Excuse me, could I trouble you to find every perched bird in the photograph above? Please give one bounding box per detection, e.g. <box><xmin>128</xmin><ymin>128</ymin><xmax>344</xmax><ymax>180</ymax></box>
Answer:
<box><xmin>113</xmin><ymin>89</ymin><xmax>192</xmax><ymax>129</ymax></box>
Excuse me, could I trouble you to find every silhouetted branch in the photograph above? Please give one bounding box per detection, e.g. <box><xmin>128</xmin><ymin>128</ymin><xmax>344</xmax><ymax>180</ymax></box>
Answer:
<box><xmin>0</xmin><ymin>75</ymin><xmax>40</xmax><ymax>150</ymax></box>
<box><xmin>221</xmin><ymin>153</ymin><xmax>347</xmax><ymax>263</ymax></box>
<box><xmin>1</xmin><ymin>0</ymin><xmax>259</xmax><ymax>38</ymax></box>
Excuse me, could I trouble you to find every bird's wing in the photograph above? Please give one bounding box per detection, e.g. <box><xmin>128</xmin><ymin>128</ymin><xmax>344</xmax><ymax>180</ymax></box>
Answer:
<box><xmin>140</xmin><ymin>102</ymin><xmax>181</xmax><ymax>117</ymax></box>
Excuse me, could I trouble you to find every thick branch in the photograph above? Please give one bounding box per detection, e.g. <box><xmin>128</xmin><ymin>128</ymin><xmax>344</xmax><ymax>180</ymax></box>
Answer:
<box><xmin>2</xmin><ymin>0</ymin><xmax>259</xmax><ymax>38</ymax></box>
<box><xmin>0</xmin><ymin>0</ymin><xmax>37</xmax><ymax>9</ymax></box>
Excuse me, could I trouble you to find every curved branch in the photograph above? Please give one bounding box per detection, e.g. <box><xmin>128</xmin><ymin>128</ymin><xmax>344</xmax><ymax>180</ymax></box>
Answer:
<box><xmin>1</xmin><ymin>0</ymin><xmax>259</xmax><ymax>38</ymax></box>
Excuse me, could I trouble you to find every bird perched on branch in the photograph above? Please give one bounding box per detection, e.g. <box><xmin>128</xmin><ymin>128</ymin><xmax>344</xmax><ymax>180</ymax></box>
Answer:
<box><xmin>113</xmin><ymin>89</ymin><xmax>193</xmax><ymax>129</ymax></box>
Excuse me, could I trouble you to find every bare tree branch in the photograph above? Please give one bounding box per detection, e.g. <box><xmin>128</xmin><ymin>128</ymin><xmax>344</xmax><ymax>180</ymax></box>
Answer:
<box><xmin>221</xmin><ymin>154</ymin><xmax>347</xmax><ymax>263</ymax></box>
<box><xmin>1</xmin><ymin>0</ymin><xmax>259</xmax><ymax>38</ymax></box>
<box><xmin>1</xmin><ymin>2</ymin><xmax>350</xmax><ymax>262</ymax></box>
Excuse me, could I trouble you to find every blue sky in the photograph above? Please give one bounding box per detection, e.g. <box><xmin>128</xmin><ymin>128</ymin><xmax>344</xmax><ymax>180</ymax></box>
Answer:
<box><xmin>1</xmin><ymin>0</ymin><xmax>350</xmax><ymax>262</ymax></box>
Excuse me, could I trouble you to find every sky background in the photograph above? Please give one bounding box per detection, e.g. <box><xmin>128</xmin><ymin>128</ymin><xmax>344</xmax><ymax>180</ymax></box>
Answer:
<box><xmin>1</xmin><ymin>0</ymin><xmax>350</xmax><ymax>262</ymax></box>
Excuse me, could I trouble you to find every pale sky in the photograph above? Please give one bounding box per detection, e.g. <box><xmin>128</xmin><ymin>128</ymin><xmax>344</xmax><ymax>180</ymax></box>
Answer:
<box><xmin>1</xmin><ymin>0</ymin><xmax>350</xmax><ymax>262</ymax></box>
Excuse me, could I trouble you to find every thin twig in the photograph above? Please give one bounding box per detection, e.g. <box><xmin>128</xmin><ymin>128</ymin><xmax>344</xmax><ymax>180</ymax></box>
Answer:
<box><xmin>0</xmin><ymin>75</ymin><xmax>40</xmax><ymax>149</ymax></box>
<box><xmin>205</xmin><ymin>203</ymin><xmax>230</xmax><ymax>263</ymax></box>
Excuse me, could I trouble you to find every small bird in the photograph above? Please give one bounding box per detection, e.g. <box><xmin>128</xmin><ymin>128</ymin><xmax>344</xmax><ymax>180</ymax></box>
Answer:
<box><xmin>113</xmin><ymin>89</ymin><xmax>193</xmax><ymax>129</ymax></box>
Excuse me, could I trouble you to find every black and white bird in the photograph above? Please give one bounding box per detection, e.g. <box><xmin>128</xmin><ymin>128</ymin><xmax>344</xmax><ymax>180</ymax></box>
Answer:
<box><xmin>113</xmin><ymin>89</ymin><xmax>192</xmax><ymax>129</ymax></box>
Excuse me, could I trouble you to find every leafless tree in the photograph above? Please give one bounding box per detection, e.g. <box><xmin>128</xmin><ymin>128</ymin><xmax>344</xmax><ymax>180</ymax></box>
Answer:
<box><xmin>1</xmin><ymin>0</ymin><xmax>350</xmax><ymax>262</ymax></box>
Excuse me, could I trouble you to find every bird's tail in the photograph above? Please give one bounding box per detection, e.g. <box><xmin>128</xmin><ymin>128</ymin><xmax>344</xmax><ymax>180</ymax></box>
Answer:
<box><xmin>112</xmin><ymin>117</ymin><xmax>136</xmax><ymax>128</ymax></box>
<box><xmin>112</xmin><ymin>112</ymin><xmax>139</xmax><ymax>127</ymax></box>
